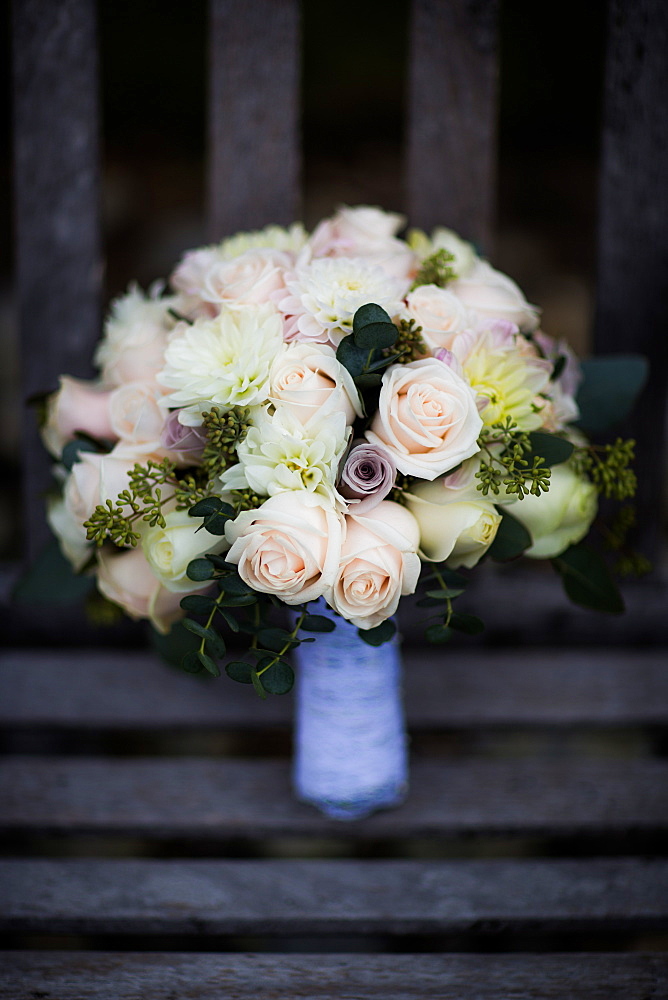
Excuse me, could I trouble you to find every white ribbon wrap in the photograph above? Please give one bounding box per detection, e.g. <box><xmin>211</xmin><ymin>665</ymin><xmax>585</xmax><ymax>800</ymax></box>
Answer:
<box><xmin>292</xmin><ymin>601</ymin><xmax>408</xmax><ymax>820</ymax></box>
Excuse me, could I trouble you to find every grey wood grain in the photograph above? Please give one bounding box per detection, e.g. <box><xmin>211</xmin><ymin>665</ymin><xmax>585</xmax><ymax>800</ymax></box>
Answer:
<box><xmin>208</xmin><ymin>0</ymin><xmax>301</xmax><ymax>238</ymax></box>
<box><xmin>1</xmin><ymin>756</ymin><xmax>667</xmax><ymax>839</ymax></box>
<box><xmin>595</xmin><ymin>0</ymin><xmax>668</xmax><ymax>556</ymax></box>
<box><xmin>0</xmin><ymin>952</ymin><xmax>665</xmax><ymax>1000</ymax></box>
<box><xmin>406</xmin><ymin>0</ymin><xmax>499</xmax><ymax>250</ymax></box>
<box><xmin>1</xmin><ymin>858</ymin><xmax>666</xmax><ymax>935</ymax></box>
<box><xmin>12</xmin><ymin>0</ymin><xmax>102</xmax><ymax>561</ymax></box>
<box><xmin>2</xmin><ymin>647</ymin><xmax>667</xmax><ymax>728</ymax></box>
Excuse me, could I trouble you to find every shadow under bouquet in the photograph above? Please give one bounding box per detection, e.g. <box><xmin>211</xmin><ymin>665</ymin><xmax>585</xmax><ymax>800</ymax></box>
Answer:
<box><xmin>39</xmin><ymin>206</ymin><xmax>646</xmax><ymax>817</ymax></box>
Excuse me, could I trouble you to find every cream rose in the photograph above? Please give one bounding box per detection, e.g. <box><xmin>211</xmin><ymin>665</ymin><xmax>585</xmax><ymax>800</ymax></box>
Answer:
<box><xmin>269</xmin><ymin>342</ymin><xmax>362</xmax><ymax>426</ymax></box>
<box><xmin>403</xmin><ymin>285</ymin><xmax>472</xmax><ymax>354</ymax></box>
<box><xmin>330</xmin><ymin>501</ymin><xmax>421</xmax><ymax>629</ymax></box>
<box><xmin>46</xmin><ymin>496</ymin><xmax>91</xmax><ymax>571</ymax></box>
<box><xmin>405</xmin><ymin>478</ymin><xmax>502</xmax><ymax>568</ymax></box>
<box><xmin>366</xmin><ymin>357</ymin><xmax>483</xmax><ymax>479</ymax></box>
<box><xmin>94</xmin><ymin>285</ymin><xmax>177</xmax><ymax>388</ymax></box>
<box><xmin>63</xmin><ymin>451</ymin><xmax>138</xmax><ymax>524</ymax></box>
<box><xmin>450</xmin><ymin>260</ymin><xmax>540</xmax><ymax>332</ymax></box>
<box><xmin>225</xmin><ymin>492</ymin><xmax>344</xmax><ymax>605</ymax></box>
<box><xmin>142</xmin><ymin>507</ymin><xmax>229</xmax><ymax>593</ymax></box>
<box><xmin>41</xmin><ymin>376</ymin><xmax>116</xmax><ymax>459</ymax></box>
<box><xmin>96</xmin><ymin>545</ymin><xmax>196</xmax><ymax>634</ymax></box>
<box><xmin>509</xmin><ymin>463</ymin><xmax>598</xmax><ymax>559</ymax></box>
<box><xmin>200</xmin><ymin>248</ymin><xmax>291</xmax><ymax>306</ymax></box>
<box><xmin>108</xmin><ymin>382</ymin><xmax>168</xmax><ymax>455</ymax></box>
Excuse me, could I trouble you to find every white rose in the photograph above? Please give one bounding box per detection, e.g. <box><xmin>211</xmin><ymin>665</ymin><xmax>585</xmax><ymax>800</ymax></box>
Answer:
<box><xmin>269</xmin><ymin>342</ymin><xmax>362</xmax><ymax>426</ymax></box>
<box><xmin>41</xmin><ymin>376</ymin><xmax>116</xmax><ymax>459</ymax></box>
<box><xmin>95</xmin><ymin>285</ymin><xmax>177</xmax><ymax>388</ymax></box>
<box><xmin>509</xmin><ymin>463</ymin><xmax>598</xmax><ymax>559</ymax></box>
<box><xmin>96</xmin><ymin>545</ymin><xmax>196</xmax><ymax>634</ymax></box>
<box><xmin>366</xmin><ymin>357</ymin><xmax>483</xmax><ymax>479</ymax></box>
<box><xmin>46</xmin><ymin>497</ymin><xmax>91</xmax><ymax>571</ymax></box>
<box><xmin>142</xmin><ymin>507</ymin><xmax>229</xmax><ymax>593</ymax></box>
<box><xmin>108</xmin><ymin>382</ymin><xmax>168</xmax><ymax>455</ymax></box>
<box><xmin>450</xmin><ymin>260</ymin><xmax>540</xmax><ymax>332</ymax></box>
<box><xmin>405</xmin><ymin>478</ymin><xmax>502</xmax><ymax>568</ymax></box>
<box><xmin>63</xmin><ymin>451</ymin><xmax>138</xmax><ymax>523</ymax></box>
<box><xmin>403</xmin><ymin>285</ymin><xmax>472</xmax><ymax>354</ymax></box>
<box><xmin>200</xmin><ymin>248</ymin><xmax>291</xmax><ymax>307</ymax></box>
<box><xmin>330</xmin><ymin>501</ymin><xmax>421</xmax><ymax>629</ymax></box>
<box><xmin>225</xmin><ymin>492</ymin><xmax>344</xmax><ymax>605</ymax></box>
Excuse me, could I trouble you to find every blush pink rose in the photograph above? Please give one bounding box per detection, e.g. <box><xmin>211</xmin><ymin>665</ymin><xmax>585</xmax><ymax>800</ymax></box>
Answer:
<box><xmin>108</xmin><ymin>382</ymin><xmax>168</xmax><ymax>455</ymax></box>
<box><xmin>366</xmin><ymin>358</ymin><xmax>483</xmax><ymax>479</ymax></box>
<box><xmin>63</xmin><ymin>450</ymin><xmax>139</xmax><ymax>524</ymax></box>
<box><xmin>403</xmin><ymin>284</ymin><xmax>472</xmax><ymax>354</ymax></box>
<box><xmin>269</xmin><ymin>342</ymin><xmax>362</xmax><ymax>426</ymax></box>
<box><xmin>96</xmin><ymin>545</ymin><xmax>199</xmax><ymax>634</ymax></box>
<box><xmin>330</xmin><ymin>501</ymin><xmax>421</xmax><ymax>629</ymax></box>
<box><xmin>225</xmin><ymin>492</ymin><xmax>344</xmax><ymax>605</ymax></box>
<box><xmin>41</xmin><ymin>376</ymin><xmax>116</xmax><ymax>458</ymax></box>
<box><xmin>449</xmin><ymin>260</ymin><xmax>540</xmax><ymax>332</ymax></box>
<box><xmin>308</xmin><ymin>205</ymin><xmax>418</xmax><ymax>281</ymax></box>
<box><xmin>200</xmin><ymin>249</ymin><xmax>291</xmax><ymax>307</ymax></box>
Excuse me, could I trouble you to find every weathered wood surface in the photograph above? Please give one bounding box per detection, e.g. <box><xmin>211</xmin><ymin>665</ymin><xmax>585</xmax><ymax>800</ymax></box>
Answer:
<box><xmin>3</xmin><ymin>647</ymin><xmax>667</xmax><ymax>728</ymax></box>
<box><xmin>208</xmin><ymin>0</ymin><xmax>301</xmax><ymax>238</ymax></box>
<box><xmin>2</xmin><ymin>859</ymin><xmax>667</xmax><ymax>936</ymax></box>
<box><xmin>11</xmin><ymin>0</ymin><xmax>102</xmax><ymax>562</ymax></box>
<box><xmin>0</xmin><ymin>952</ymin><xmax>666</xmax><ymax>1000</ymax></box>
<box><xmin>406</xmin><ymin>0</ymin><xmax>499</xmax><ymax>250</ymax></box>
<box><xmin>2</xmin><ymin>756</ymin><xmax>666</xmax><ymax>840</ymax></box>
<box><xmin>595</xmin><ymin>0</ymin><xmax>668</xmax><ymax>555</ymax></box>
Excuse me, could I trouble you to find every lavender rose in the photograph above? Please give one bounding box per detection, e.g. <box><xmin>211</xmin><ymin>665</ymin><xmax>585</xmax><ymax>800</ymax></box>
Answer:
<box><xmin>339</xmin><ymin>442</ymin><xmax>396</xmax><ymax>514</ymax></box>
<box><xmin>161</xmin><ymin>410</ymin><xmax>208</xmax><ymax>465</ymax></box>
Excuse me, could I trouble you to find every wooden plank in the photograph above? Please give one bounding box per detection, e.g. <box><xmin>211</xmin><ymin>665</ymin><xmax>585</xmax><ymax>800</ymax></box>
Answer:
<box><xmin>2</xmin><ymin>858</ymin><xmax>666</xmax><ymax>936</ymax></box>
<box><xmin>0</xmin><ymin>952</ymin><xmax>665</xmax><ymax>1000</ymax></box>
<box><xmin>406</xmin><ymin>0</ymin><xmax>499</xmax><ymax>250</ymax></box>
<box><xmin>2</xmin><ymin>647</ymin><xmax>667</xmax><ymax>729</ymax></box>
<box><xmin>208</xmin><ymin>0</ymin><xmax>301</xmax><ymax>238</ymax></box>
<box><xmin>594</xmin><ymin>0</ymin><xmax>668</xmax><ymax>556</ymax></box>
<box><xmin>1</xmin><ymin>757</ymin><xmax>667</xmax><ymax>840</ymax></box>
<box><xmin>11</xmin><ymin>0</ymin><xmax>102</xmax><ymax>561</ymax></box>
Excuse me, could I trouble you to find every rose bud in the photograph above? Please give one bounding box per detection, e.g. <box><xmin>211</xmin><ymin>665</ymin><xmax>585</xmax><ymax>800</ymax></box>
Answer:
<box><xmin>339</xmin><ymin>442</ymin><xmax>396</xmax><ymax>514</ymax></box>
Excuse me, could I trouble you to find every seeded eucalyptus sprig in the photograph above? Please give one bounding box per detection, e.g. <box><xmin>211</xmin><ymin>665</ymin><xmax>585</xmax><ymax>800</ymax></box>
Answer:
<box><xmin>385</xmin><ymin>318</ymin><xmax>427</xmax><ymax>364</ymax></box>
<box><xmin>571</xmin><ymin>438</ymin><xmax>637</xmax><ymax>500</ymax></box>
<box><xmin>411</xmin><ymin>248</ymin><xmax>457</xmax><ymax>290</ymax></box>
<box><xmin>475</xmin><ymin>419</ymin><xmax>553</xmax><ymax>500</ymax></box>
<box><xmin>84</xmin><ymin>458</ymin><xmax>178</xmax><ymax>547</ymax></box>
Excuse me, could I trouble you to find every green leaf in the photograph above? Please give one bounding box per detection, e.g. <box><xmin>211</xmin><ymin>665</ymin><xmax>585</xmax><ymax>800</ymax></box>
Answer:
<box><xmin>416</xmin><ymin>596</ymin><xmax>448</xmax><ymax>608</ymax></box>
<box><xmin>421</xmin><ymin>567</ymin><xmax>468</xmax><ymax>590</ymax></box>
<box><xmin>61</xmin><ymin>437</ymin><xmax>102</xmax><ymax>471</ymax></box>
<box><xmin>425</xmin><ymin>587</ymin><xmax>465</xmax><ymax>599</ymax></box>
<box><xmin>250</xmin><ymin>668</ymin><xmax>267</xmax><ymax>699</ymax></box>
<box><xmin>488</xmin><ymin>509</ymin><xmax>532</xmax><ymax>561</ymax></box>
<box><xmin>353</xmin><ymin>373</ymin><xmax>383</xmax><ymax>388</ymax></box>
<box><xmin>13</xmin><ymin>539</ymin><xmax>94</xmax><ymax>606</ymax></box>
<box><xmin>260</xmin><ymin>659</ymin><xmax>295</xmax><ymax>695</ymax></box>
<box><xmin>151</xmin><ymin>620</ymin><xmax>200</xmax><ymax>667</ymax></box>
<box><xmin>552</xmin><ymin>542</ymin><xmax>624</xmax><ymax>614</ymax></box>
<box><xmin>257</xmin><ymin>627</ymin><xmax>295</xmax><ymax>652</ymax></box>
<box><xmin>525</xmin><ymin>432</ymin><xmax>574</xmax><ymax>467</ymax></box>
<box><xmin>215</xmin><ymin>606</ymin><xmax>240</xmax><ymax>632</ymax></box>
<box><xmin>216</xmin><ymin>593</ymin><xmax>257</xmax><ymax>607</ymax></box>
<box><xmin>201</xmin><ymin>510</ymin><xmax>232</xmax><ymax>535</ymax></box>
<box><xmin>186</xmin><ymin>558</ymin><xmax>216</xmax><ymax>581</ymax></box>
<box><xmin>352</xmin><ymin>304</ymin><xmax>398</xmax><ymax>350</ymax></box>
<box><xmin>188</xmin><ymin>496</ymin><xmax>225</xmax><ymax>517</ymax></box>
<box><xmin>181</xmin><ymin>650</ymin><xmax>205</xmax><ymax>674</ymax></box>
<box><xmin>218</xmin><ymin>574</ymin><xmax>256</xmax><ymax>595</ymax></box>
<box><xmin>449</xmin><ymin>613</ymin><xmax>485</xmax><ymax>635</ymax></box>
<box><xmin>300</xmin><ymin>613</ymin><xmax>337</xmax><ymax>632</ymax></box>
<box><xmin>576</xmin><ymin>355</ymin><xmax>648</xmax><ymax>433</ymax></box>
<box><xmin>357</xmin><ymin>619</ymin><xmax>396</xmax><ymax>646</ymax></box>
<box><xmin>181</xmin><ymin>618</ymin><xmax>226</xmax><ymax>657</ymax></box>
<box><xmin>197</xmin><ymin>651</ymin><xmax>221</xmax><ymax>677</ymax></box>
<box><xmin>179</xmin><ymin>594</ymin><xmax>217</xmax><ymax>614</ymax></box>
<box><xmin>425</xmin><ymin>624</ymin><xmax>453</xmax><ymax>644</ymax></box>
<box><xmin>225</xmin><ymin>660</ymin><xmax>254</xmax><ymax>684</ymax></box>
<box><xmin>336</xmin><ymin>335</ymin><xmax>369</xmax><ymax>377</ymax></box>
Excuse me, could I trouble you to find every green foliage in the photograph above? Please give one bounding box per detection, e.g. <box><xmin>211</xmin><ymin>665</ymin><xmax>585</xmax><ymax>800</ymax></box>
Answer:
<box><xmin>13</xmin><ymin>538</ymin><xmax>94</xmax><ymax>606</ymax></box>
<box><xmin>411</xmin><ymin>248</ymin><xmax>457</xmax><ymax>289</ymax></box>
<box><xmin>576</xmin><ymin>355</ymin><xmax>648</xmax><ymax>433</ymax></box>
<box><xmin>188</xmin><ymin>495</ymin><xmax>235</xmax><ymax>535</ymax></box>
<box><xmin>84</xmin><ymin>458</ymin><xmax>179</xmax><ymax>547</ymax></box>
<box><xmin>300</xmin><ymin>614</ymin><xmax>337</xmax><ymax>633</ymax></box>
<box><xmin>476</xmin><ymin>419</ymin><xmax>552</xmax><ymax>500</ymax></box>
<box><xmin>352</xmin><ymin>303</ymin><xmax>398</xmax><ymax>350</ymax></box>
<box><xmin>386</xmin><ymin>318</ymin><xmax>428</xmax><ymax>364</ymax></box>
<box><xmin>572</xmin><ymin>438</ymin><xmax>637</xmax><ymax>501</ymax></box>
<box><xmin>357</xmin><ymin>619</ymin><xmax>396</xmax><ymax>646</ymax></box>
<box><xmin>552</xmin><ymin>542</ymin><xmax>624</xmax><ymax>614</ymax></box>
<box><xmin>337</xmin><ymin>304</ymin><xmax>405</xmax><ymax>390</ymax></box>
<box><xmin>488</xmin><ymin>510</ymin><xmax>532</xmax><ymax>562</ymax></box>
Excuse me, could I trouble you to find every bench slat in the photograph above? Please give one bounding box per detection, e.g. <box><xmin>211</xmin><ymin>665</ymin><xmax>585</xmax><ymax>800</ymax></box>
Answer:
<box><xmin>3</xmin><ymin>648</ymin><xmax>667</xmax><ymax>728</ymax></box>
<box><xmin>2</xmin><ymin>757</ymin><xmax>667</xmax><ymax>839</ymax></box>
<box><xmin>2</xmin><ymin>858</ymin><xmax>666</xmax><ymax>936</ymax></box>
<box><xmin>12</xmin><ymin>0</ymin><xmax>102</xmax><ymax>561</ymax></box>
<box><xmin>0</xmin><ymin>952</ymin><xmax>665</xmax><ymax>1000</ymax></box>
<box><xmin>208</xmin><ymin>0</ymin><xmax>301</xmax><ymax>237</ymax></box>
<box><xmin>407</xmin><ymin>0</ymin><xmax>499</xmax><ymax>249</ymax></box>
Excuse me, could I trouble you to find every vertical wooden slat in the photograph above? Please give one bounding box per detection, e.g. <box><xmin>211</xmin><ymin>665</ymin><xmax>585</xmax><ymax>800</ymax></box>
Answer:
<box><xmin>594</xmin><ymin>0</ymin><xmax>668</xmax><ymax>558</ymax></box>
<box><xmin>406</xmin><ymin>0</ymin><xmax>499</xmax><ymax>252</ymax></box>
<box><xmin>208</xmin><ymin>0</ymin><xmax>301</xmax><ymax>239</ymax></box>
<box><xmin>12</xmin><ymin>0</ymin><xmax>102</xmax><ymax>561</ymax></box>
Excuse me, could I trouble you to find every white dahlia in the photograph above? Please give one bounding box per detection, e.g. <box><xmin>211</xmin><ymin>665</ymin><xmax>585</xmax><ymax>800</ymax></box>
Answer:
<box><xmin>278</xmin><ymin>257</ymin><xmax>408</xmax><ymax>346</ymax></box>
<box><xmin>156</xmin><ymin>304</ymin><xmax>284</xmax><ymax>421</ymax></box>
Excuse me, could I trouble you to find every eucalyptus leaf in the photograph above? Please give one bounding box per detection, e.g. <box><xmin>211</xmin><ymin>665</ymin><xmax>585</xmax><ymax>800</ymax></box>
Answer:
<box><xmin>353</xmin><ymin>303</ymin><xmax>393</xmax><ymax>330</ymax></box>
<box><xmin>488</xmin><ymin>509</ymin><xmax>532</xmax><ymax>562</ymax></box>
<box><xmin>336</xmin><ymin>336</ymin><xmax>369</xmax><ymax>377</ymax></box>
<box><xmin>202</xmin><ymin>510</ymin><xmax>232</xmax><ymax>535</ymax></box>
<box><xmin>186</xmin><ymin>558</ymin><xmax>216</xmax><ymax>582</ymax></box>
<box><xmin>552</xmin><ymin>542</ymin><xmax>624</xmax><ymax>614</ymax></box>
<box><xmin>449</xmin><ymin>612</ymin><xmax>485</xmax><ymax>635</ymax></box>
<box><xmin>250</xmin><ymin>668</ymin><xmax>267</xmax><ymax>699</ymax></box>
<box><xmin>61</xmin><ymin>437</ymin><xmax>102</xmax><ymax>471</ymax></box>
<box><xmin>357</xmin><ymin>619</ymin><xmax>396</xmax><ymax>646</ymax></box>
<box><xmin>257</xmin><ymin>627</ymin><xmax>294</xmax><ymax>652</ymax></box>
<box><xmin>197</xmin><ymin>651</ymin><xmax>221</xmax><ymax>677</ymax></box>
<box><xmin>260</xmin><ymin>659</ymin><xmax>295</xmax><ymax>695</ymax></box>
<box><xmin>13</xmin><ymin>539</ymin><xmax>94</xmax><ymax>606</ymax></box>
<box><xmin>181</xmin><ymin>650</ymin><xmax>205</xmax><ymax>674</ymax></box>
<box><xmin>151</xmin><ymin>620</ymin><xmax>200</xmax><ymax>667</ymax></box>
<box><xmin>188</xmin><ymin>496</ymin><xmax>225</xmax><ymax>517</ymax></box>
<box><xmin>179</xmin><ymin>594</ymin><xmax>217</xmax><ymax>615</ymax></box>
<box><xmin>353</xmin><ymin>321</ymin><xmax>398</xmax><ymax>350</ymax></box>
<box><xmin>354</xmin><ymin>372</ymin><xmax>383</xmax><ymax>388</ymax></box>
<box><xmin>425</xmin><ymin>624</ymin><xmax>453</xmax><ymax>644</ymax></box>
<box><xmin>225</xmin><ymin>660</ymin><xmax>254</xmax><ymax>684</ymax></box>
<box><xmin>425</xmin><ymin>587</ymin><xmax>465</xmax><ymax>599</ymax></box>
<box><xmin>576</xmin><ymin>355</ymin><xmax>648</xmax><ymax>433</ymax></box>
<box><xmin>300</xmin><ymin>614</ymin><xmax>337</xmax><ymax>633</ymax></box>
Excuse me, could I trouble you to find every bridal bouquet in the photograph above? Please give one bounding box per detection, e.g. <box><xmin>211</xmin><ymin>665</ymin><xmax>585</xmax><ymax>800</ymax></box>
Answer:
<box><xmin>40</xmin><ymin>206</ymin><xmax>644</xmax><ymax>697</ymax></box>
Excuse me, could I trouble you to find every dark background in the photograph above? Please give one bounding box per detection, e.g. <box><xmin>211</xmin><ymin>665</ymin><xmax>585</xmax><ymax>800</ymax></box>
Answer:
<box><xmin>0</xmin><ymin>0</ymin><xmax>607</xmax><ymax>560</ymax></box>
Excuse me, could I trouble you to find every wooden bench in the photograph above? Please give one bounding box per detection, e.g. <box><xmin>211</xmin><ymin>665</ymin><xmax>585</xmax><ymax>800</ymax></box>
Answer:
<box><xmin>2</xmin><ymin>0</ymin><xmax>667</xmax><ymax>996</ymax></box>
